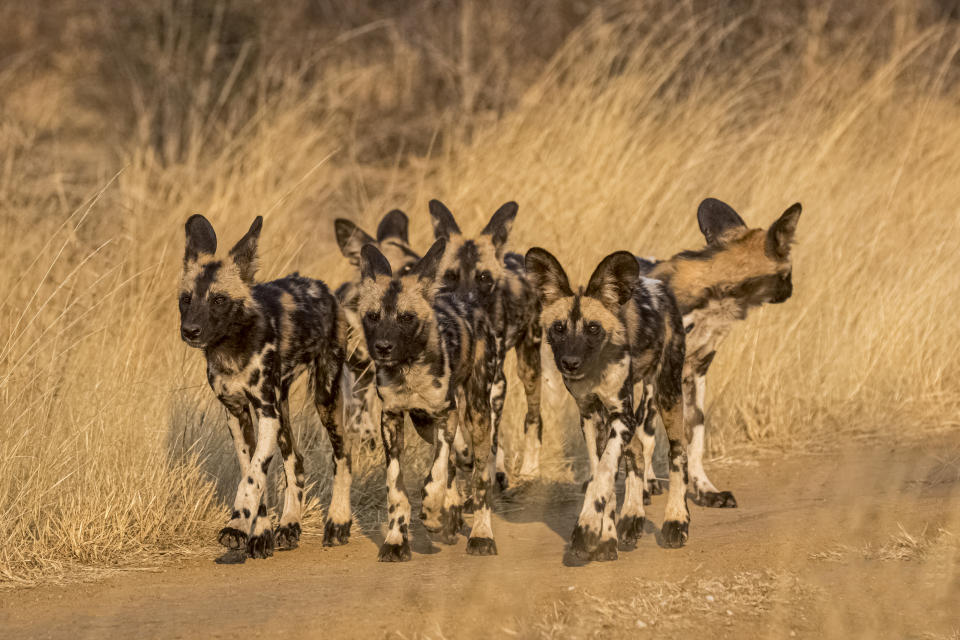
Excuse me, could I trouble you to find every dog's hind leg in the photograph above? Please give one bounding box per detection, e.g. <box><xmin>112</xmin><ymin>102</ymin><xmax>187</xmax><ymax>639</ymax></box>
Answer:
<box><xmin>686</xmin><ymin>373</ymin><xmax>737</xmax><ymax>508</ymax></box>
<box><xmin>659</xmin><ymin>398</ymin><xmax>690</xmax><ymax>548</ymax></box>
<box><xmin>315</xmin><ymin>357</ymin><xmax>352</xmax><ymax>547</ymax></box>
<box><xmin>489</xmin><ymin>344</ymin><xmax>509</xmax><ymax>491</ymax></box>
<box><xmin>516</xmin><ymin>323</ymin><xmax>543</xmax><ymax>480</ymax></box>
<box><xmin>276</xmin><ymin>387</ymin><xmax>305</xmax><ymax>550</ymax></box>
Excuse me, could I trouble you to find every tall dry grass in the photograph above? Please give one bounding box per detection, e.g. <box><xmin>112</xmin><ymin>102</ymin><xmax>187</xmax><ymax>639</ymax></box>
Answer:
<box><xmin>1</xmin><ymin>0</ymin><xmax>958</xmax><ymax>584</ymax></box>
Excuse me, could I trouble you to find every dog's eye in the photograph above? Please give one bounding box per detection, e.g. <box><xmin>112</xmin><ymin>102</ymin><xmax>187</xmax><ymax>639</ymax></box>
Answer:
<box><xmin>586</xmin><ymin>322</ymin><xmax>602</xmax><ymax>336</ymax></box>
<box><xmin>365</xmin><ymin>310</ymin><xmax>381</xmax><ymax>323</ymax></box>
<box><xmin>551</xmin><ymin>320</ymin><xmax>565</xmax><ymax>334</ymax></box>
<box><xmin>398</xmin><ymin>311</ymin><xmax>416</xmax><ymax>324</ymax></box>
<box><xmin>212</xmin><ymin>294</ymin><xmax>228</xmax><ymax>306</ymax></box>
<box><xmin>477</xmin><ymin>271</ymin><xmax>493</xmax><ymax>286</ymax></box>
<box><xmin>179</xmin><ymin>293</ymin><xmax>192</xmax><ymax>306</ymax></box>
<box><xmin>443</xmin><ymin>271</ymin><xmax>459</xmax><ymax>284</ymax></box>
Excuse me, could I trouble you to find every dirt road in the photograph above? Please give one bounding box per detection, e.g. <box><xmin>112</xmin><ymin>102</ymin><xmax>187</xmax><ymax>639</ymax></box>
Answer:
<box><xmin>3</xmin><ymin>434</ymin><xmax>959</xmax><ymax>639</ymax></box>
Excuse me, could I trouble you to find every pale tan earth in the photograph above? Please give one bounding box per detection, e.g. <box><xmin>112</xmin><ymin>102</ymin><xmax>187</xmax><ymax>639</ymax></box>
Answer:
<box><xmin>3</xmin><ymin>434</ymin><xmax>959</xmax><ymax>640</ymax></box>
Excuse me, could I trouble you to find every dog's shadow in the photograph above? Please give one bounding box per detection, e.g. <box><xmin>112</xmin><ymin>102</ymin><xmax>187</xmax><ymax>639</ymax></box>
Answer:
<box><xmin>496</xmin><ymin>471</ymin><xmax>678</xmax><ymax>567</ymax></box>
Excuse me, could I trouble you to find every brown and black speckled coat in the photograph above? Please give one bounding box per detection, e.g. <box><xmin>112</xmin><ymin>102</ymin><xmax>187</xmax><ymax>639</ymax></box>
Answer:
<box><xmin>179</xmin><ymin>214</ymin><xmax>351</xmax><ymax>563</ymax></box>
<box><xmin>525</xmin><ymin>248</ymin><xmax>689</xmax><ymax>562</ymax></box>
<box><xmin>333</xmin><ymin>210</ymin><xmax>422</xmax><ymax>449</ymax></box>
<box><xmin>356</xmin><ymin>239</ymin><xmax>500</xmax><ymax>562</ymax></box>
<box><xmin>636</xmin><ymin>198</ymin><xmax>801</xmax><ymax>510</ymax></box>
<box><xmin>428</xmin><ymin>200</ymin><xmax>543</xmax><ymax>490</ymax></box>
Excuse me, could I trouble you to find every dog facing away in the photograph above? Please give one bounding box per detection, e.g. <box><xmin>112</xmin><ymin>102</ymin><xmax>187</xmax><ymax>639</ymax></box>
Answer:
<box><xmin>429</xmin><ymin>199</ymin><xmax>543</xmax><ymax>489</ymax></box>
<box><xmin>179</xmin><ymin>215</ymin><xmax>351</xmax><ymax>563</ymax></box>
<box><xmin>638</xmin><ymin>198</ymin><xmax>802</xmax><ymax>508</ymax></box>
<box><xmin>334</xmin><ymin>210</ymin><xmax>421</xmax><ymax>448</ymax></box>
<box><xmin>525</xmin><ymin>248</ymin><xmax>689</xmax><ymax>561</ymax></box>
<box><xmin>356</xmin><ymin>239</ymin><xmax>499</xmax><ymax>561</ymax></box>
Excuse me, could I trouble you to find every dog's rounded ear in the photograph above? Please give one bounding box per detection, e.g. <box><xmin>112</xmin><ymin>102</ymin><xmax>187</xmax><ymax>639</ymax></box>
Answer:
<box><xmin>524</xmin><ymin>247</ymin><xmax>573</xmax><ymax>307</ymax></box>
<box><xmin>229</xmin><ymin>216</ymin><xmax>262</xmax><ymax>284</ymax></box>
<box><xmin>766</xmin><ymin>203</ymin><xmax>802</xmax><ymax>260</ymax></box>
<box><xmin>184</xmin><ymin>214</ymin><xmax>217</xmax><ymax>264</ymax></box>
<box><xmin>428</xmin><ymin>200</ymin><xmax>462</xmax><ymax>240</ymax></box>
<box><xmin>377</xmin><ymin>209</ymin><xmax>410</xmax><ymax>244</ymax></box>
<box><xmin>412</xmin><ymin>238</ymin><xmax>446</xmax><ymax>283</ymax></box>
<box><xmin>586</xmin><ymin>251</ymin><xmax>639</xmax><ymax>310</ymax></box>
<box><xmin>335</xmin><ymin>218</ymin><xmax>376</xmax><ymax>265</ymax></box>
<box><xmin>481</xmin><ymin>201</ymin><xmax>518</xmax><ymax>257</ymax></box>
<box><xmin>697</xmin><ymin>198</ymin><xmax>747</xmax><ymax>245</ymax></box>
<box><xmin>360</xmin><ymin>244</ymin><xmax>392</xmax><ymax>281</ymax></box>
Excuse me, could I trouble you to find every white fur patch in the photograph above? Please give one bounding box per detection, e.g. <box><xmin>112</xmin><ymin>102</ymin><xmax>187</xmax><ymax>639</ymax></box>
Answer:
<box><xmin>518</xmin><ymin>428</ymin><xmax>541</xmax><ymax>478</ymax></box>
<box><xmin>421</xmin><ymin>439</ymin><xmax>450</xmax><ymax>529</ymax></box>
<box><xmin>687</xmin><ymin>375</ymin><xmax>719</xmax><ymax>494</ymax></box>
<box><xmin>327</xmin><ymin>456</ymin><xmax>353</xmax><ymax>525</ymax></box>
<box><xmin>231</xmin><ymin>416</ymin><xmax>279</xmax><ymax>535</ymax></box>
<box><xmin>384</xmin><ymin>458</ymin><xmax>410</xmax><ymax>545</ymax></box>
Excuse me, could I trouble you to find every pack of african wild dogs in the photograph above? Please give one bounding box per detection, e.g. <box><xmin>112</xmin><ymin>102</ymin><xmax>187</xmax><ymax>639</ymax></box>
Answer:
<box><xmin>178</xmin><ymin>196</ymin><xmax>801</xmax><ymax>564</ymax></box>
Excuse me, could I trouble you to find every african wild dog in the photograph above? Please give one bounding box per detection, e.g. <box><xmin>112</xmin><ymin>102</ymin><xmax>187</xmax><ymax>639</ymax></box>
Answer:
<box><xmin>357</xmin><ymin>239</ymin><xmax>499</xmax><ymax>561</ymax></box>
<box><xmin>636</xmin><ymin>198</ymin><xmax>802</xmax><ymax>508</ymax></box>
<box><xmin>180</xmin><ymin>215</ymin><xmax>351</xmax><ymax>562</ymax></box>
<box><xmin>429</xmin><ymin>199</ymin><xmax>543</xmax><ymax>489</ymax></box>
<box><xmin>334</xmin><ymin>210</ymin><xmax>421</xmax><ymax>448</ymax></box>
<box><xmin>525</xmin><ymin>248</ymin><xmax>689</xmax><ymax>561</ymax></box>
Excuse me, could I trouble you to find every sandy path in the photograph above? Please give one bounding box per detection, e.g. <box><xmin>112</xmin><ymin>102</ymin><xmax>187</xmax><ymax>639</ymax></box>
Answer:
<box><xmin>3</xmin><ymin>434</ymin><xmax>959</xmax><ymax>639</ymax></box>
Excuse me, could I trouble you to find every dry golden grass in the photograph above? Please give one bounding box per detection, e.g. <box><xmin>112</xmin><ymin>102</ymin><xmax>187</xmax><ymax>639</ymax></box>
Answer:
<box><xmin>2</xmin><ymin>1</ymin><xmax>959</xmax><ymax>584</ymax></box>
<box><xmin>533</xmin><ymin>571</ymin><xmax>818</xmax><ymax>638</ymax></box>
<box><xmin>810</xmin><ymin>524</ymin><xmax>959</xmax><ymax>563</ymax></box>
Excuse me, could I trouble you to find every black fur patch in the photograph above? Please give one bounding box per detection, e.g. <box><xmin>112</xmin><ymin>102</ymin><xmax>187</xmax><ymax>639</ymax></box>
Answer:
<box><xmin>378</xmin><ymin>540</ymin><xmax>412</xmax><ymax>562</ymax></box>
<box><xmin>696</xmin><ymin>351</ymin><xmax>716</xmax><ymax>377</ymax></box>
<box><xmin>466</xmin><ymin>537</ymin><xmax>498</xmax><ymax>556</ymax></box>
<box><xmin>323</xmin><ymin>520</ymin><xmax>352</xmax><ymax>546</ymax></box>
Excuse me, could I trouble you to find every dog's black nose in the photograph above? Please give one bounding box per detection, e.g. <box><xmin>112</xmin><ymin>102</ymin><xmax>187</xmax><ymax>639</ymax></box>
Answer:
<box><xmin>374</xmin><ymin>341</ymin><xmax>394</xmax><ymax>358</ymax></box>
<box><xmin>560</xmin><ymin>356</ymin><xmax>582</xmax><ymax>374</ymax></box>
<box><xmin>181</xmin><ymin>325</ymin><xmax>201</xmax><ymax>341</ymax></box>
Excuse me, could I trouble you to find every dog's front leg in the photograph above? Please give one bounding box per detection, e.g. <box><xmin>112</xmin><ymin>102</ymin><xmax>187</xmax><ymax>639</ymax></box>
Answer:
<box><xmin>378</xmin><ymin>410</ymin><xmax>411</xmax><ymax>562</ymax></box>
<box><xmin>224</xmin><ymin>393</ymin><xmax>281</xmax><ymax>560</ymax></box>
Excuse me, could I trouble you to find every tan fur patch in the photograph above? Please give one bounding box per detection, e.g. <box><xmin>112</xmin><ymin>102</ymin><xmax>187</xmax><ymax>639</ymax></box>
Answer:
<box><xmin>539</xmin><ymin>297</ymin><xmax>574</xmax><ymax>328</ymax></box>
<box><xmin>379</xmin><ymin>240</ymin><xmax>418</xmax><ymax>274</ymax></box>
<box><xmin>653</xmin><ymin>228</ymin><xmax>787</xmax><ymax>309</ymax></box>
<box><xmin>437</xmin><ymin>235</ymin><xmax>504</xmax><ymax>282</ymax></box>
<box><xmin>356</xmin><ymin>275</ymin><xmax>391</xmax><ymax>316</ymax></box>
<box><xmin>578</xmin><ymin>297</ymin><xmax>627</xmax><ymax>346</ymax></box>
<box><xmin>476</xmin><ymin>236</ymin><xmax>504</xmax><ymax>280</ymax></box>
<box><xmin>180</xmin><ymin>254</ymin><xmax>251</xmax><ymax>301</ymax></box>
<box><xmin>179</xmin><ymin>260</ymin><xmax>205</xmax><ymax>294</ymax></box>
<box><xmin>504</xmin><ymin>269</ymin><xmax>526</xmax><ymax>299</ymax></box>
<box><xmin>279</xmin><ymin>292</ymin><xmax>298</xmax><ymax>354</ymax></box>
<box><xmin>437</xmin><ymin>235</ymin><xmax>464</xmax><ymax>275</ymax></box>
<box><xmin>540</xmin><ymin>295</ymin><xmax>627</xmax><ymax>346</ymax></box>
<box><xmin>397</xmin><ymin>273</ymin><xmax>436</xmax><ymax>318</ymax></box>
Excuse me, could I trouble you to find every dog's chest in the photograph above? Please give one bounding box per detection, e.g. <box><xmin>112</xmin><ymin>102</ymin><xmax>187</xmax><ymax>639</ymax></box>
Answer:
<box><xmin>207</xmin><ymin>349</ymin><xmax>269</xmax><ymax>399</ymax></box>
<box><xmin>377</xmin><ymin>363</ymin><xmax>448</xmax><ymax>412</ymax></box>
<box><xmin>566</xmin><ymin>355</ymin><xmax>631</xmax><ymax>407</ymax></box>
<box><xmin>683</xmin><ymin>298</ymin><xmax>741</xmax><ymax>360</ymax></box>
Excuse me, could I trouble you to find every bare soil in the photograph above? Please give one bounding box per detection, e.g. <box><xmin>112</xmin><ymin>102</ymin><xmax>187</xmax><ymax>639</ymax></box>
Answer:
<box><xmin>3</xmin><ymin>433</ymin><xmax>960</xmax><ymax>639</ymax></box>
